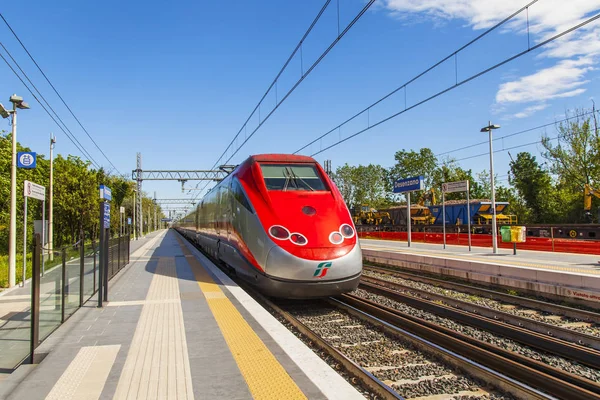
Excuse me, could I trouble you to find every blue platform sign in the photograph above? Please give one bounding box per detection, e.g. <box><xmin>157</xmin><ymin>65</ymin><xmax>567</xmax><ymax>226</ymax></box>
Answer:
<box><xmin>393</xmin><ymin>176</ymin><xmax>424</xmax><ymax>193</ymax></box>
<box><xmin>99</xmin><ymin>184</ymin><xmax>112</xmax><ymax>201</ymax></box>
<box><xmin>17</xmin><ymin>152</ymin><xmax>36</xmax><ymax>169</ymax></box>
<box><xmin>161</xmin><ymin>218</ymin><xmax>172</xmax><ymax>222</ymax></box>
<box><xmin>127</xmin><ymin>217</ymin><xmax>132</xmax><ymax>225</ymax></box>
<box><xmin>103</xmin><ymin>202</ymin><xmax>111</xmax><ymax>229</ymax></box>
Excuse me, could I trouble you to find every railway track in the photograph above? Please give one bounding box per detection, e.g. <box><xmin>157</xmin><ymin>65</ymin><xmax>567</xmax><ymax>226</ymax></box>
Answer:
<box><xmin>267</xmin><ymin>296</ymin><xmax>534</xmax><ymax>399</ymax></box>
<box><xmin>363</xmin><ymin>264</ymin><xmax>600</xmax><ymax>339</ymax></box>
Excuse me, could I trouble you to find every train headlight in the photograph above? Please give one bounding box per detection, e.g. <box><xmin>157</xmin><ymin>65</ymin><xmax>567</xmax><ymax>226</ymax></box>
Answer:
<box><xmin>329</xmin><ymin>231</ymin><xmax>344</xmax><ymax>244</ymax></box>
<box><xmin>269</xmin><ymin>225</ymin><xmax>290</xmax><ymax>240</ymax></box>
<box><xmin>290</xmin><ymin>233</ymin><xmax>308</xmax><ymax>246</ymax></box>
<box><xmin>340</xmin><ymin>223</ymin><xmax>355</xmax><ymax>238</ymax></box>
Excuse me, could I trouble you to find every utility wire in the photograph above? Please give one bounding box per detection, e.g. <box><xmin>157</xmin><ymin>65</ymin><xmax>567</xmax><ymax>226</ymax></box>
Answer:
<box><xmin>435</xmin><ymin>109</ymin><xmax>600</xmax><ymax>158</ymax></box>
<box><xmin>0</xmin><ymin>42</ymin><xmax>101</xmax><ymax>168</ymax></box>
<box><xmin>192</xmin><ymin>0</ymin><xmax>377</xmax><ymax>202</ymax></box>
<box><xmin>0</xmin><ymin>12</ymin><xmax>122</xmax><ymax>175</ymax></box>
<box><xmin>0</xmin><ymin>50</ymin><xmax>102</xmax><ymax>169</ymax></box>
<box><xmin>294</xmin><ymin>0</ymin><xmax>540</xmax><ymax>155</ymax></box>
<box><xmin>308</xmin><ymin>12</ymin><xmax>599</xmax><ymax>156</ymax></box>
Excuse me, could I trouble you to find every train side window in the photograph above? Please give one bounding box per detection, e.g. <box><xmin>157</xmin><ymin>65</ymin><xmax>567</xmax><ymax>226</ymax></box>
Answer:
<box><xmin>232</xmin><ymin>178</ymin><xmax>253</xmax><ymax>213</ymax></box>
<box><xmin>589</xmin><ymin>232</ymin><xmax>596</xmax><ymax>238</ymax></box>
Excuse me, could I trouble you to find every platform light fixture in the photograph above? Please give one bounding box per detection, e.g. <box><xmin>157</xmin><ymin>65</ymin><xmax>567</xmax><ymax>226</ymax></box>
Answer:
<box><xmin>480</xmin><ymin>122</ymin><xmax>501</xmax><ymax>254</ymax></box>
<box><xmin>6</xmin><ymin>94</ymin><xmax>30</xmax><ymax>287</ymax></box>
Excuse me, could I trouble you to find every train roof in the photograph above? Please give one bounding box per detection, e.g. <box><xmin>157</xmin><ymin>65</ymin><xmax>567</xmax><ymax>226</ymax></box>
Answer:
<box><xmin>248</xmin><ymin>154</ymin><xmax>316</xmax><ymax>163</ymax></box>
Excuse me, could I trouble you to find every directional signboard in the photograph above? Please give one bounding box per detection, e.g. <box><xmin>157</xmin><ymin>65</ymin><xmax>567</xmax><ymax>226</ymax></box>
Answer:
<box><xmin>103</xmin><ymin>202</ymin><xmax>111</xmax><ymax>229</ymax></box>
<box><xmin>393</xmin><ymin>176</ymin><xmax>424</xmax><ymax>193</ymax></box>
<box><xmin>24</xmin><ymin>180</ymin><xmax>45</xmax><ymax>200</ymax></box>
<box><xmin>442</xmin><ymin>180</ymin><xmax>469</xmax><ymax>193</ymax></box>
<box><xmin>17</xmin><ymin>152</ymin><xmax>36</xmax><ymax>169</ymax></box>
<box><xmin>99</xmin><ymin>184</ymin><xmax>112</xmax><ymax>201</ymax></box>
<box><xmin>161</xmin><ymin>218</ymin><xmax>173</xmax><ymax>222</ymax></box>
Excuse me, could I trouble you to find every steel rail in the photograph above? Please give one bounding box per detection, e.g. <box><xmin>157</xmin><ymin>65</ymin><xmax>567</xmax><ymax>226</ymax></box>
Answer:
<box><xmin>362</xmin><ymin>274</ymin><xmax>600</xmax><ymax>351</ymax></box>
<box><xmin>365</xmin><ymin>264</ymin><xmax>600</xmax><ymax>323</ymax></box>
<box><xmin>238</xmin><ymin>286</ymin><xmax>401</xmax><ymax>399</ymax></box>
<box><xmin>341</xmin><ymin>293</ymin><xmax>600</xmax><ymax>399</ymax></box>
<box><xmin>359</xmin><ymin>280</ymin><xmax>600</xmax><ymax>370</ymax></box>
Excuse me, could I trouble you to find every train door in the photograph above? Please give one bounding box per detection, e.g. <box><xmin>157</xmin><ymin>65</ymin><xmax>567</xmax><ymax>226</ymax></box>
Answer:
<box><xmin>227</xmin><ymin>180</ymin><xmax>233</xmax><ymax>239</ymax></box>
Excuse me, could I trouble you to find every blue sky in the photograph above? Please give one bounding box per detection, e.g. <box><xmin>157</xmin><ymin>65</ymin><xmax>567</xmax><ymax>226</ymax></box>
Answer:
<box><xmin>1</xmin><ymin>0</ymin><xmax>599</xmax><ymax>213</ymax></box>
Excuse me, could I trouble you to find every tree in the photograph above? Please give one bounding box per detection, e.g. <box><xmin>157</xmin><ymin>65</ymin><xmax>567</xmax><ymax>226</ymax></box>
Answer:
<box><xmin>389</xmin><ymin>148</ymin><xmax>438</xmax><ymax>191</ymax></box>
<box><xmin>541</xmin><ymin>107</ymin><xmax>600</xmax><ymax>191</ymax></box>
<box><xmin>332</xmin><ymin>163</ymin><xmax>390</xmax><ymax>210</ymax></box>
<box><xmin>331</xmin><ymin>164</ymin><xmax>356</xmax><ymax>208</ymax></box>
<box><xmin>509</xmin><ymin>152</ymin><xmax>556</xmax><ymax>223</ymax></box>
<box><xmin>53</xmin><ymin>155</ymin><xmax>98</xmax><ymax>245</ymax></box>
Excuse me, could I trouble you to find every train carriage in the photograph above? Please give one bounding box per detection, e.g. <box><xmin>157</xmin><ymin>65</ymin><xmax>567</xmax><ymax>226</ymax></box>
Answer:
<box><xmin>175</xmin><ymin>154</ymin><xmax>362</xmax><ymax>298</ymax></box>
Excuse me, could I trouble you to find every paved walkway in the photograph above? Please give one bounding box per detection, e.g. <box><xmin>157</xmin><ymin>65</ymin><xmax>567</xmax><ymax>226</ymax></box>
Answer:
<box><xmin>0</xmin><ymin>231</ymin><xmax>163</xmax><ymax>371</ymax></box>
<box><xmin>360</xmin><ymin>238</ymin><xmax>600</xmax><ymax>275</ymax></box>
<box><xmin>1</xmin><ymin>230</ymin><xmax>363</xmax><ymax>400</ymax></box>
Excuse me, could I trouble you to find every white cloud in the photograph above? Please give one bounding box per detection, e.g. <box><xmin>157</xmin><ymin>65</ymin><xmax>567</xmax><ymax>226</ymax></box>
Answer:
<box><xmin>514</xmin><ymin>103</ymin><xmax>549</xmax><ymax>118</ymax></box>
<box><xmin>496</xmin><ymin>58</ymin><xmax>593</xmax><ymax>103</ymax></box>
<box><xmin>381</xmin><ymin>0</ymin><xmax>600</xmax><ymax>117</ymax></box>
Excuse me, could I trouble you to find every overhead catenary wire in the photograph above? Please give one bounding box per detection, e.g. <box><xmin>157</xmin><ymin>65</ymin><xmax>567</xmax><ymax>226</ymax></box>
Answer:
<box><xmin>191</xmin><ymin>0</ymin><xmax>377</xmax><ymax>202</ymax></box>
<box><xmin>293</xmin><ymin>0</ymin><xmax>541</xmax><ymax>156</ymax></box>
<box><xmin>435</xmin><ymin>109</ymin><xmax>600</xmax><ymax>158</ymax></box>
<box><xmin>0</xmin><ymin>12</ymin><xmax>123</xmax><ymax>176</ymax></box>
<box><xmin>294</xmin><ymin>5</ymin><xmax>600</xmax><ymax>158</ymax></box>
<box><xmin>0</xmin><ymin>50</ymin><xmax>102</xmax><ymax>169</ymax></box>
<box><xmin>0</xmin><ymin>42</ymin><xmax>102</xmax><ymax>169</ymax></box>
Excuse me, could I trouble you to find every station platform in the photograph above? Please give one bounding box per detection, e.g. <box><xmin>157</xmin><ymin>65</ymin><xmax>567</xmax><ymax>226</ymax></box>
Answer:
<box><xmin>1</xmin><ymin>230</ymin><xmax>363</xmax><ymax>400</ymax></box>
<box><xmin>360</xmin><ymin>238</ymin><xmax>600</xmax><ymax>275</ymax></box>
<box><xmin>360</xmin><ymin>238</ymin><xmax>600</xmax><ymax>306</ymax></box>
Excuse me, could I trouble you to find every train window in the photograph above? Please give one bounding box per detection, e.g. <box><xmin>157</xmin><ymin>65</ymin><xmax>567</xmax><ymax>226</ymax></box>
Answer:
<box><xmin>260</xmin><ymin>164</ymin><xmax>327</xmax><ymax>191</ymax></box>
<box><xmin>589</xmin><ymin>232</ymin><xmax>596</xmax><ymax>238</ymax></box>
<box><xmin>232</xmin><ymin>179</ymin><xmax>253</xmax><ymax>212</ymax></box>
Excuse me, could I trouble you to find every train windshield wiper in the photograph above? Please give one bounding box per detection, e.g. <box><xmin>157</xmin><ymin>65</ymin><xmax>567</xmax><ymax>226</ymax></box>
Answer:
<box><xmin>289</xmin><ymin>168</ymin><xmax>315</xmax><ymax>191</ymax></box>
<box><xmin>282</xmin><ymin>167</ymin><xmax>292</xmax><ymax>191</ymax></box>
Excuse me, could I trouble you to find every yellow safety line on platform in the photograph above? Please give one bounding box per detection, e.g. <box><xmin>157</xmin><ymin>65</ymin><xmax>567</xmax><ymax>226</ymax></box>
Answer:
<box><xmin>362</xmin><ymin>244</ymin><xmax>600</xmax><ymax>275</ymax></box>
<box><xmin>175</xmin><ymin>236</ymin><xmax>306</xmax><ymax>400</ymax></box>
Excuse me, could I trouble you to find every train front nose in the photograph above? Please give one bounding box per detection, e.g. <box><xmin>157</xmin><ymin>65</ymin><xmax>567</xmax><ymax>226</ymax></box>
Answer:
<box><xmin>256</xmin><ymin>243</ymin><xmax>363</xmax><ymax>299</ymax></box>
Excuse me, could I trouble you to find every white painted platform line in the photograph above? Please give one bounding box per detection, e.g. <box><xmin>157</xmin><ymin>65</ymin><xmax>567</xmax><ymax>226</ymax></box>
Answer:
<box><xmin>45</xmin><ymin>345</ymin><xmax>120</xmax><ymax>400</ymax></box>
<box><xmin>113</xmin><ymin>256</ymin><xmax>194</xmax><ymax>400</ymax></box>
<box><xmin>179</xmin><ymin>235</ymin><xmax>365</xmax><ymax>400</ymax></box>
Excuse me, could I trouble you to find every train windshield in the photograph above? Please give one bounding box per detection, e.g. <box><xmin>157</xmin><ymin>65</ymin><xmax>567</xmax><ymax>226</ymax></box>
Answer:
<box><xmin>260</xmin><ymin>164</ymin><xmax>328</xmax><ymax>191</ymax></box>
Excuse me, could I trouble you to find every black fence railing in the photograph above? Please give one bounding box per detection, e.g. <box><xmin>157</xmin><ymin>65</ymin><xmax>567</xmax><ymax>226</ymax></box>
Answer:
<box><xmin>27</xmin><ymin>233</ymin><xmax>130</xmax><ymax>364</ymax></box>
<box><xmin>107</xmin><ymin>235</ymin><xmax>130</xmax><ymax>280</ymax></box>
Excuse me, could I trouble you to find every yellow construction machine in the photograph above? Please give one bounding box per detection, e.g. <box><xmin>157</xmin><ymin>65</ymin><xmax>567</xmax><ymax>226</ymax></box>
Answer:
<box><xmin>353</xmin><ymin>204</ymin><xmax>392</xmax><ymax>226</ymax></box>
<box><xmin>584</xmin><ymin>184</ymin><xmax>600</xmax><ymax>222</ymax></box>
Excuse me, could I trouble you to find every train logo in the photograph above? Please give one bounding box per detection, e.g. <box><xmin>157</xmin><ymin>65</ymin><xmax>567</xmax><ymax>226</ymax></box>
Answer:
<box><xmin>314</xmin><ymin>262</ymin><xmax>333</xmax><ymax>278</ymax></box>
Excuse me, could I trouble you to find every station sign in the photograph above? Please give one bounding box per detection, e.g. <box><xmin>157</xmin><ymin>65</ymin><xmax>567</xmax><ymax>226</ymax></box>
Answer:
<box><xmin>442</xmin><ymin>180</ymin><xmax>469</xmax><ymax>193</ymax></box>
<box><xmin>127</xmin><ymin>217</ymin><xmax>132</xmax><ymax>225</ymax></box>
<box><xmin>17</xmin><ymin>152</ymin><xmax>36</xmax><ymax>169</ymax></box>
<box><xmin>24</xmin><ymin>180</ymin><xmax>45</xmax><ymax>201</ymax></box>
<box><xmin>393</xmin><ymin>176</ymin><xmax>424</xmax><ymax>193</ymax></box>
<box><xmin>99</xmin><ymin>184</ymin><xmax>112</xmax><ymax>201</ymax></box>
<box><xmin>103</xmin><ymin>202</ymin><xmax>111</xmax><ymax>229</ymax></box>
<box><xmin>161</xmin><ymin>218</ymin><xmax>172</xmax><ymax>222</ymax></box>
<box><xmin>120</xmin><ymin>206</ymin><xmax>125</xmax><ymax>214</ymax></box>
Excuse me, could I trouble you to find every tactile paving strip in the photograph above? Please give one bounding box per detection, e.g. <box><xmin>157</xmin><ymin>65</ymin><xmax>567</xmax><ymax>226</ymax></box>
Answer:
<box><xmin>176</xmin><ymin>236</ymin><xmax>307</xmax><ymax>400</ymax></box>
<box><xmin>113</xmin><ymin>256</ymin><xmax>194</xmax><ymax>400</ymax></box>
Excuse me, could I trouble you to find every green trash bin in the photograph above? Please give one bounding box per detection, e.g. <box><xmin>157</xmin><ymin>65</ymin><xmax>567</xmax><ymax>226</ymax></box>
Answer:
<box><xmin>500</xmin><ymin>226</ymin><xmax>512</xmax><ymax>242</ymax></box>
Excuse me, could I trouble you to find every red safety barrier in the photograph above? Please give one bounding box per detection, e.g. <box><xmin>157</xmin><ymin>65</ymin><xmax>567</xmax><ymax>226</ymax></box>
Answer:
<box><xmin>358</xmin><ymin>231</ymin><xmax>600</xmax><ymax>255</ymax></box>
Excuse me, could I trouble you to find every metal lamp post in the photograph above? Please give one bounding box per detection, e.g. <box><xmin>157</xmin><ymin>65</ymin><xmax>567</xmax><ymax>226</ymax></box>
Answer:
<box><xmin>480</xmin><ymin>122</ymin><xmax>501</xmax><ymax>254</ymax></box>
<box><xmin>1</xmin><ymin>95</ymin><xmax>30</xmax><ymax>287</ymax></box>
<box><xmin>49</xmin><ymin>134</ymin><xmax>56</xmax><ymax>261</ymax></box>
<box><xmin>133</xmin><ymin>188</ymin><xmax>137</xmax><ymax>240</ymax></box>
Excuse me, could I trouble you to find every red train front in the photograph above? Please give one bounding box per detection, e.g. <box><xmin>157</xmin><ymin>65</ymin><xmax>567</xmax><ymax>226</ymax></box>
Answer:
<box><xmin>175</xmin><ymin>154</ymin><xmax>362</xmax><ymax>298</ymax></box>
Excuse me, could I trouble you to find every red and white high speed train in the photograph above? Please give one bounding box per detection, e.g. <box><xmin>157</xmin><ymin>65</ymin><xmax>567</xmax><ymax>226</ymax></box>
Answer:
<box><xmin>174</xmin><ymin>154</ymin><xmax>362</xmax><ymax>298</ymax></box>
